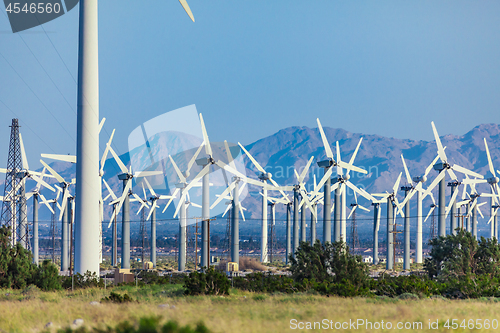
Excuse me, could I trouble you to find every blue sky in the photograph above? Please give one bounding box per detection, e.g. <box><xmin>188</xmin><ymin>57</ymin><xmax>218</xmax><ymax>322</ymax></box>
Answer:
<box><xmin>1</xmin><ymin>1</ymin><xmax>500</xmax><ymax>170</ymax></box>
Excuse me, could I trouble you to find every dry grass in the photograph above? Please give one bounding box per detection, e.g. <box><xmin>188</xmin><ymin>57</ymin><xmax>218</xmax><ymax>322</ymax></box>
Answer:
<box><xmin>2</xmin><ymin>285</ymin><xmax>500</xmax><ymax>332</ymax></box>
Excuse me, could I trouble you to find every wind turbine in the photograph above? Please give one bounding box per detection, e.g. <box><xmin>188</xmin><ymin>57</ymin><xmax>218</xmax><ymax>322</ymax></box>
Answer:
<box><xmin>74</xmin><ymin>0</ymin><xmax>195</xmax><ymax>275</ymax></box>
<box><xmin>373</xmin><ymin>172</ymin><xmax>405</xmax><ymax>270</ymax></box>
<box><xmin>315</xmin><ymin>118</ymin><xmax>368</xmax><ymax>243</ymax></box>
<box><xmin>237</xmin><ymin>142</ymin><xmax>290</xmax><ymax>263</ymax></box>
<box><xmin>40</xmin><ymin>159</ymin><xmax>75</xmax><ymax>271</ymax></box>
<box><xmin>102</xmin><ymin>178</ymin><xmax>119</xmax><ymax>266</ymax></box>
<box><xmin>361</xmin><ymin>187</ymin><xmax>385</xmax><ymax>265</ymax></box>
<box><xmin>424</xmin><ymin>122</ymin><xmax>484</xmax><ymax>237</ymax></box>
<box><xmin>107</xmin><ymin>146</ymin><xmax>162</xmax><ymax>269</ymax></box>
<box><xmin>165</xmin><ymin>142</ymin><xmax>206</xmax><ymax>271</ymax></box>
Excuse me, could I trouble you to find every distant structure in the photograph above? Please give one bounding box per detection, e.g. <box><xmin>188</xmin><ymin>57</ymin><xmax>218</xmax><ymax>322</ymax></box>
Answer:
<box><xmin>0</xmin><ymin>119</ymin><xmax>28</xmax><ymax>247</ymax></box>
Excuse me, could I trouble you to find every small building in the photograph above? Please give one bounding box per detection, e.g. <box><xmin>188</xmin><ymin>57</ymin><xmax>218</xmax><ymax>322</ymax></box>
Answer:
<box><xmin>362</xmin><ymin>256</ymin><xmax>373</xmax><ymax>263</ymax></box>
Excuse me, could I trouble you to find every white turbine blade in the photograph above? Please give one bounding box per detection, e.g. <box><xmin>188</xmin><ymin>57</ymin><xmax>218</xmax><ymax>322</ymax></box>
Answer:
<box><xmin>184</xmin><ymin>164</ymin><xmax>211</xmax><ymax>194</ymax></box>
<box><xmin>312</xmin><ymin>167</ymin><xmax>333</xmax><ymax>196</ymax></box>
<box><xmin>354</xmin><ymin>191</ymin><xmax>358</xmax><ymax>204</ymax></box>
<box><xmin>214</xmin><ymin>160</ymin><xmax>266</xmax><ymax>188</ymax></box>
<box><xmin>445</xmin><ymin>189</ymin><xmax>459</xmax><ymax>219</ymax></box>
<box><xmin>294</xmin><ymin>169</ymin><xmax>300</xmax><ymax>182</ymax></box>
<box><xmin>299</xmin><ymin>156</ymin><xmax>314</xmax><ymax>183</ymax></box>
<box><xmin>422</xmin><ymin>170</ymin><xmax>446</xmax><ymax>199</ymax></box>
<box><xmin>222</xmin><ymin>203</ymin><xmax>232</xmax><ymax>217</ymax></box>
<box><xmin>224</xmin><ymin>140</ymin><xmax>237</xmax><ymax>170</ymax></box>
<box><xmin>98</xmin><ymin>117</ymin><xmax>105</xmax><ymax>133</ymax></box>
<box><xmin>190</xmin><ymin>202</ymin><xmax>202</xmax><ymax>208</ymax></box>
<box><xmin>400</xmin><ymin>187</ymin><xmax>417</xmax><ymax>208</ymax></box>
<box><xmin>102</xmin><ymin>179</ymin><xmax>118</xmax><ymax>201</ymax></box>
<box><xmin>477</xmin><ymin>203</ymin><xmax>485</xmax><ymax>219</ymax></box>
<box><xmin>135</xmin><ymin>170</ymin><xmax>162</xmax><ymax>178</ymax></box>
<box><xmin>393</xmin><ymin>172</ymin><xmax>402</xmax><ymax>194</ymax></box>
<box><xmin>142</xmin><ymin>177</ymin><xmax>157</xmax><ymax>198</ymax></box>
<box><xmin>488</xmin><ymin>207</ymin><xmax>500</xmax><ymax>224</ymax></box>
<box><xmin>346</xmin><ymin>181</ymin><xmax>374</xmax><ymax>202</ymax></box>
<box><xmin>376</xmin><ymin>206</ymin><xmax>381</xmax><ymax>232</ymax></box>
<box><xmin>178</xmin><ymin>0</ymin><xmax>195</xmax><ymax>22</ymax></box>
<box><xmin>338</xmin><ymin>160</ymin><xmax>367</xmax><ymax>174</ymax></box>
<box><xmin>452</xmin><ymin>164</ymin><xmax>484</xmax><ymax>179</ymax></box>
<box><xmin>238</xmin><ymin>182</ymin><xmax>247</xmax><ymax>196</ymax></box>
<box><xmin>100</xmin><ymin>129</ymin><xmax>115</xmax><ymax>174</ymax></box>
<box><xmin>19</xmin><ymin>132</ymin><xmax>29</xmax><ymax>170</ymax></box>
<box><xmin>424</xmin><ymin>154</ymin><xmax>441</xmax><ymax>178</ymax></box>
<box><xmin>39</xmin><ymin>194</ymin><xmax>54</xmax><ymax>214</ymax></box>
<box><xmin>348</xmin><ymin>205</ymin><xmax>357</xmax><ymax>220</ymax></box>
<box><xmin>238</xmin><ymin>142</ymin><xmax>266</xmax><ymax>173</ymax></box>
<box><xmin>30</xmin><ymin>174</ymin><xmax>55</xmax><ymax>192</ymax></box>
<box><xmin>431</xmin><ymin>121</ymin><xmax>447</xmax><ymax>163</ymax></box>
<box><xmin>108</xmin><ymin>147</ymin><xmax>128</xmax><ymax>174</ymax></box>
<box><xmin>107</xmin><ymin>180</ymin><xmax>132</xmax><ymax>228</ymax></box>
<box><xmin>336</xmin><ymin>141</ymin><xmax>343</xmax><ymax>176</ymax></box>
<box><xmin>185</xmin><ymin>141</ymin><xmax>205</xmax><ymax>174</ymax></box>
<box><xmin>358</xmin><ymin>205</ymin><xmax>370</xmax><ymax>212</ymax></box>
<box><xmin>240</xmin><ymin>205</ymin><xmax>246</xmax><ymax>221</ymax></box>
<box><xmin>169</xmin><ymin>155</ymin><xmax>186</xmax><ymax>183</ymax></box>
<box><xmin>346</xmin><ymin>138</ymin><xmax>363</xmax><ymax>177</ymax></box>
<box><xmin>199</xmin><ymin>113</ymin><xmax>213</xmax><ymax>156</ymax></box>
<box><xmin>162</xmin><ymin>188</ymin><xmax>180</xmax><ymax>213</ymax></box>
<box><xmin>300</xmin><ymin>188</ymin><xmax>316</xmax><ymax>218</ymax></box>
<box><xmin>424</xmin><ymin>206</ymin><xmax>435</xmax><ymax>223</ymax></box>
<box><xmin>317</xmin><ymin>118</ymin><xmax>334</xmax><ymax>159</ymax></box>
<box><xmin>40</xmin><ymin>160</ymin><xmax>65</xmax><ymax>184</ymax></box>
<box><xmin>483</xmin><ymin>138</ymin><xmax>496</xmax><ymax>176</ymax></box>
<box><xmin>58</xmin><ymin>188</ymin><xmax>70</xmax><ymax>221</ymax></box>
<box><xmin>267</xmin><ymin>178</ymin><xmax>290</xmax><ymax>202</ymax></box>
<box><xmin>394</xmin><ymin>197</ymin><xmax>405</xmax><ymax>218</ymax></box>
<box><xmin>132</xmin><ymin>193</ymin><xmax>147</xmax><ymax>214</ymax></box>
<box><xmin>26</xmin><ymin>191</ymin><xmax>34</xmax><ymax>200</ymax></box>
<box><xmin>41</xmin><ymin>153</ymin><xmax>76</xmax><ymax>164</ymax></box>
<box><xmin>211</xmin><ymin>182</ymin><xmax>236</xmax><ymax>209</ymax></box>
<box><xmin>174</xmin><ymin>193</ymin><xmax>187</xmax><ymax>218</ymax></box>
<box><xmin>401</xmin><ymin>154</ymin><xmax>412</xmax><ymax>185</ymax></box>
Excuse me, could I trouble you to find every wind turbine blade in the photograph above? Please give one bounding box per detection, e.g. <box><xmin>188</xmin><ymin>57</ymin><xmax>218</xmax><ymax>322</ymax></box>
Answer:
<box><xmin>184</xmin><ymin>164</ymin><xmax>211</xmax><ymax>194</ymax></box>
<box><xmin>393</xmin><ymin>172</ymin><xmax>402</xmax><ymax>194</ymax></box>
<box><xmin>98</xmin><ymin>117</ymin><xmax>105</xmax><ymax>133</ymax></box>
<box><xmin>338</xmin><ymin>160</ymin><xmax>367</xmax><ymax>174</ymax></box>
<box><xmin>394</xmin><ymin>197</ymin><xmax>405</xmax><ymax>218</ymax></box>
<box><xmin>143</xmin><ymin>177</ymin><xmax>157</xmax><ymax>197</ymax></box>
<box><xmin>358</xmin><ymin>205</ymin><xmax>370</xmax><ymax>212</ymax></box>
<box><xmin>376</xmin><ymin>206</ymin><xmax>381</xmax><ymax>232</ymax></box>
<box><xmin>224</xmin><ymin>140</ymin><xmax>237</xmax><ymax>170</ymax></box>
<box><xmin>484</xmin><ymin>138</ymin><xmax>496</xmax><ymax>176</ymax></box>
<box><xmin>346</xmin><ymin>138</ymin><xmax>363</xmax><ymax>177</ymax></box>
<box><xmin>317</xmin><ymin>118</ymin><xmax>334</xmax><ymax>159</ymax></box>
<box><xmin>422</xmin><ymin>170</ymin><xmax>446</xmax><ymax>199</ymax></box>
<box><xmin>58</xmin><ymin>188</ymin><xmax>70</xmax><ymax>221</ymax></box>
<box><xmin>109</xmin><ymin>147</ymin><xmax>129</xmax><ymax>174</ymax></box>
<box><xmin>186</xmin><ymin>142</ymin><xmax>205</xmax><ymax>174</ymax></box>
<box><xmin>336</xmin><ymin>141</ymin><xmax>343</xmax><ymax>176</ymax></box>
<box><xmin>178</xmin><ymin>0</ymin><xmax>195</xmax><ymax>22</ymax></box>
<box><xmin>346</xmin><ymin>181</ymin><xmax>374</xmax><ymax>202</ymax></box>
<box><xmin>348</xmin><ymin>206</ymin><xmax>357</xmax><ymax>219</ymax></box>
<box><xmin>39</xmin><ymin>194</ymin><xmax>54</xmax><ymax>214</ymax></box>
<box><xmin>300</xmin><ymin>188</ymin><xmax>316</xmax><ymax>218</ymax></box>
<box><xmin>162</xmin><ymin>188</ymin><xmax>180</xmax><ymax>213</ymax></box>
<box><xmin>452</xmin><ymin>164</ymin><xmax>484</xmax><ymax>179</ymax></box>
<box><xmin>30</xmin><ymin>174</ymin><xmax>55</xmax><ymax>192</ymax></box>
<box><xmin>19</xmin><ymin>132</ymin><xmax>29</xmax><ymax>170</ymax></box>
<box><xmin>169</xmin><ymin>155</ymin><xmax>186</xmax><ymax>183</ymax></box>
<box><xmin>312</xmin><ymin>167</ymin><xmax>333</xmax><ymax>196</ymax></box>
<box><xmin>100</xmin><ymin>129</ymin><xmax>115</xmax><ymax>174</ymax></box>
<box><xmin>431</xmin><ymin>121</ymin><xmax>447</xmax><ymax>163</ymax></box>
<box><xmin>299</xmin><ymin>156</ymin><xmax>314</xmax><ymax>183</ymax></box>
<box><xmin>425</xmin><ymin>154</ymin><xmax>441</xmax><ymax>178</ymax></box>
<box><xmin>240</xmin><ymin>205</ymin><xmax>246</xmax><ymax>221</ymax></box>
<box><xmin>238</xmin><ymin>142</ymin><xmax>265</xmax><ymax>173</ymax></box>
<box><xmin>174</xmin><ymin>193</ymin><xmax>187</xmax><ymax>218</ymax></box>
<box><xmin>41</xmin><ymin>153</ymin><xmax>76</xmax><ymax>164</ymax></box>
<box><xmin>135</xmin><ymin>170</ymin><xmax>162</xmax><ymax>178</ymax></box>
<box><xmin>199</xmin><ymin>113</ymin><xmax>213</xmax><ymax>156</ymax></box>
<box><xmin>488</xmin><ymin>208</ymin><xmax>500</xmax><ymax>224</ymax></box>
<box><xmin>400</xmin><ymin>187</ymin><xmax>417</xmax><ymax>208</ymax></box>
<box><xmin>40</xmin><ymin>159</ymin><xmax>66</xmax><ymax>184</ymax></box>
<box><xmin>222</xmin><ymin>203</ymin><xmax>232</xmax><ymax>217</ymax></box>
<box><xmin>211</xmin><ymin>182</ymin><xmax>236</xmax><ymax>209</ymax></box>
<box><xmin>401</xmin><ymin>154</ymin><xmax>412</xmax><ymax>185</ymax></box>
<box><xmin>103</xmin><ymin>179</ymin><xmax>118</xmax><ymax>201</ymax></box>
<box><xmin>445</xmin><ymin>188</ymin><xmax>459</xmax><ymax>219</ymax></box>
<box><xmin>239</xmin><ymin>182</ymin><xmax>247</xmax><ymax>196</ymax></box>
<box><xmin>424</xmin><ymin>206</ymin><xmax>435</xmax><ymax>223</ymax></box>
<box><xmin>477</xmin><ymin>203</ymin><xmax>485</xmax><ymax>219</ymax></box>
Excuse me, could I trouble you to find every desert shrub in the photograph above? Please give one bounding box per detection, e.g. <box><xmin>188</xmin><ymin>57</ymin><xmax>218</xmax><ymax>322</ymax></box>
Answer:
<box><xmin>371</xmin><ymin>274</ymin><xmax>442</xmax><ymax>298</ymax></box>
<box><xmin>54</xmin><ymin>316</ymin><xmax>209</xmax><ymax>332</ymax></box>
<box><xmin>288</xmin><ymin>240</ymin><xmax>370</xmax><ymax>296</ymax></box>
<box><xmin>183</xmin><ymin>267</ymin><xmax>230</xmax><ymax>296</ymax></box>
<box><xmin>140</xmin><ymin>271</ymin><xmax>185</xmax><ymax>285</ymax></box>
<box><xmin>0</xmin><ymin>226</ymin><xmax>60</xmax><ymax>290</ymax></box>
<box><xmin>61</xmin><ymin>271</ymin><xmax>104</xmax><ymax>290</ymax></box>
<box><xmin>424</xmin><ymin>230</ymin><xmax>500</xmax><ymax>280</ymax></box>
<box><xmin>101</xmin><ymin>291</ymin><xmax>135</xmax><ymax>303</ymax></box>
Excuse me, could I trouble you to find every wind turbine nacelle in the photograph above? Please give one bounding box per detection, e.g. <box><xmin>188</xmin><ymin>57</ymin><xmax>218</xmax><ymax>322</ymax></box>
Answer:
<box><xmin>486</xmin><ymin>171</ymin><xmax>499</xmax><ymax>184</ymax></box>
<box><xmin>196</xmin><ymin>157</ymin><xmax>214</xmax><ymax>166</ymax></box>
<box><xmin>118</xmin><ymin>173</ymin><xmax>131</xmax><ymax>181</ymax></box>
<box><xmin>175</xmin><ymin>182</ymin><xmax>187</xmax><ymax>189</ymax></box>
<box><xmin>344</xmin><ymin>174</ymin><xmax>351</xmax><ymax>181</ymax></box>
<box><xmin>413</xmin><ymin>175</ymin><xmax>426</xmax><ymax>183</ymax></box>
<box><xmin>433</xmin><ymin>162</ymin><xmax>447</xmax><ymax>171</ymax></box>
<box><xmin>15</xmin><ymin>171</ymin><xmax>28</xmax><ymax>179</ymax></box>
<box><xmin>259</xmin><ymin>172</ymin><xmax>272</xmax><ymax>181</ymax></box>
<box><xmin>317</xmin><ymin>159</ymin><xmax>333</xmax><ymax>168</ymax></box>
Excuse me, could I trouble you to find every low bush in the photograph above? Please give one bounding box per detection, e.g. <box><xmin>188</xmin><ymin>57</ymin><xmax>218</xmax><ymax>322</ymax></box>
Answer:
<box><xmin>101</xmin><ymin>291</ymin><xmax>135</xmax><ymax>303</ymax></box>
<box><xmin>232</xmin><ymin>272</ymin><xmax>301</xmax><ymax>294</ymax></box>
<box><xmin>183</xmin><ymin>267</ymin><xmax>230</xmax><ymax>296</ymax></box>
<box><xmin>61</xmin><ymin>271</ymin><xmax>104</xmax><ymax>290</ymax></box>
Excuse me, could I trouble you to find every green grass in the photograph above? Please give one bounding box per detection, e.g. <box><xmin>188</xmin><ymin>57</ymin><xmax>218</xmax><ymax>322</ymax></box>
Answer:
<box><xmin>2</xmin><ymin>284</ymin><xmax>500</xmax><ymax>332</ymax></box>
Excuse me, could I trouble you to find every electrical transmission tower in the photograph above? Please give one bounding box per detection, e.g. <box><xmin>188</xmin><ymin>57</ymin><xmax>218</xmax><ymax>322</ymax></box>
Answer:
<box><xmin>0</xmin><ymin>119</ymin><xmax>28</xmax><ymax>247</ymax></box>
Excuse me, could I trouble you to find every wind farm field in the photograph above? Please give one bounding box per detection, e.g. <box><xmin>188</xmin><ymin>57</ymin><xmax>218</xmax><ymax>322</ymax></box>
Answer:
<box><xmin>1</xmin><ymin>284</ymin><xmax>500</xmax><ymax>332</ymax></box>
